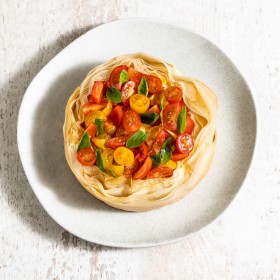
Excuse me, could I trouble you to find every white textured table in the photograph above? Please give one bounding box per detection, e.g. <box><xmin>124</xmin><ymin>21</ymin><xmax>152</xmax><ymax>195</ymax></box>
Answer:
<box><xmin>1</xmin><ymin>1</ymin><xmax>280</xmax><ymax>279</ymax></box>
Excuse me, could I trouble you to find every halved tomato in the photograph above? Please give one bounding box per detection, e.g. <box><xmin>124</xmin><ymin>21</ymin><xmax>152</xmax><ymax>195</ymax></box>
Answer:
<box><xmin>133</xmin><ymin>157</ymin><xmax>152</xmax><ymax>179</ymax></box>
<box><xmin>146</xmin><ymin>166</ymin><xmax>173</xmax><ymax>179</ymax></box>
<box><xmin>164</xmin><ymin>86</ymin><xmax>183</xmax><ymax>103</ymax></box>
<box><xmin>127</xmin><ymin>68</ymin><xmax>145</xmax><ymax>87</ymax></box>
<box><xmin>162</xmin><ymin>103</ymin><xmax>180</xmax><ymax>131</ymax></box>
<box><xmin>105</xmin><ymin>136</ymin><xmax>127</xmax><ymax>149</ymax></box>
<box><xmin>146</xmin><ymin>75</ymin><xmax>162</xmax><ymax>94</ymax></box>
<box><xmin>175</xmin><ymin>133</ymin><xmax>194</xmax><ymax>154</ymax></box>
<box><xmin>147</xmin><ymin>104</ymin><xmax>160</xmax><ymax>114</ymax></box>
<box><xmin>149</xmin><ymin>130</ymin><xmax>169</xmax><ymax>155</ymax></box>
<box><xmin>123</xmin><ymin>158</ymin><xmax>139</xmax><ymax>176</ymax></box>
<box><xmin>138</xmin><ymin>142</ymin><xmax>148</xmax><ymax>163</ymax></box>
<box><xmin>85</xmin><ymin>123</ymin><xmax>97</xmax><ymax>138</ymax></box>
<box><xmin>109</xmin><ymin>65</ymin><xmax>128</xmax><ymax>90</ymax></box>
<box><xmin>77</xmin><ymin>148</ymin><xmax>96</xmax><ymax>166</ymax></box>
<box><xmin>171</xmin><ymin>151</ymin><xmax>190</xmax><ymax>161</ymax></box>
<box><xmin>123</xmin><ymin>109</ymin><xmax>141</xmax><ymax>133</ymax></box>
<box><xmin>121</xmin><ymin>81</ymin><xmax>135</xmax><ymax>106</ymax></box>
<box><xmin>82</xmin><ymin>102</ymin><xmax>107</xmax><ymax>115</ymax></box>
<box><xmin>185</xmin><ymin>114</ymin><xmax>195</xmax><ymax>134</ymax></box>
<box><xmin>107</xmin><ymin>105</ymin><xmax>123</xmax><ymax>127</ymax></box>
<box><xmin>91</xmin><ymin>81</ymin><xmax>105</xmax><ymax>104</ymax></box>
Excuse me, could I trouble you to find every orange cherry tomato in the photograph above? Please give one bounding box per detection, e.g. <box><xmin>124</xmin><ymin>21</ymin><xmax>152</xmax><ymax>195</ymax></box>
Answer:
<box><xmin>107</xmin><ymin>105</ymin><xmax>123</xmax><ymax>127</ymax></box>
<box><xmin>85</xmin><ymin>123</ymin><xmax>97</xmax><ymax>138</ymax></box>
<box><xmin>171</xmin><ymin>151</ymin><xmax>190</xmax><ymax>161</ymax></box>
<box><xmin>123</xmin><ymin>109</ymin><xmax>141</xmax><ymax>133</ymax></box>
<box><xmin>147</xmin><ymin>166</ymin><xmax>173</xmax><ymax>179</ymax></box>
<box><xmin>82</xmin><ymin>102</ymin><xmax>107</xmax><ymax>115</ymax></box>
<box><xmin>149</xmin><ymin>130</ymin><xmax>169</xmax><ymax>155</ymax></box>
<box><xmin>91</xmin><ymin>81</ymin><xmax>105</xmax><ymax>104</ymax></box>
<box><xmin>138</xmin><ymin>142</ymin><xmax>148</xmax><ymax>163</ymax></box>
<box><xmin>185</xmin><ymin>114</ymin><xmax>195</xmax><ymax>134</ymax></box>
<box><xmin>147</xmin><ymin>104</ymin><xmax>160</xmax><ymax>114</ymax></box>
<box><xmin>127</xmin><ymin>68</ymin><xmax>145</xmax><ymax>87</ymax></box>
<box><xmin>175</xmin><ymin>133</ymin><xmax>194</xmax><ymax>154</ymax></box>
<box><xmin>121</xmin><ymin>81</ymin><xmax>135</xmax><ymax>106</ymax></box>
<box><xmin>105</xmin><ymin>136</ymin><xmax>127</xmax><ymax>149</ymax></box>
<box><xmin>110</xmin><ymin>65</ymin><xmax>128</xmax><ymax>90</ymax></box>
<box><xmin>162</xmin><ymin>103</ymin><xmax>180</xmax><ymax>131</ymax></box>
<box><xmin>133</xmin><ymin>157</ymin><xmax>152</xmax><ymax>180</ymax></box>
<box><xmin>77</xmin><ymin>148</ymin><xmax>96</xmax><ymax>166</ymax></box>
<box><xmin>146</xmin><ymin>75</ymin><xmax>162</xmax><ymax>94</ymax></box>
<box><xmin>164</xmin><ymin>86</ymin><xmax>183</xmax><ymax>103</ymax></box>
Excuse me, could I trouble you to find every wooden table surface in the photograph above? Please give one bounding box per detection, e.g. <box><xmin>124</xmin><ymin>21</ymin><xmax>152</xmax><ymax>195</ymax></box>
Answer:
<box><xmin>1</xmin><ymin>0</ymin><xmax>280</xmax><ymax>279</ymax></box>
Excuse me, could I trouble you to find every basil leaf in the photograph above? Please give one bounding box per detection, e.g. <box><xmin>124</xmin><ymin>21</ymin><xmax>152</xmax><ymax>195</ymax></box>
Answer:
<box><xmin>77</xmin><ymin>132</ymin><xmax>91</xmax><ymax>151</ymax></box>
<box><xmin>95</xmin><ymin>119</ymin><xmax>104</xmax><ymax>136</ymax></box>
<box><xmin>138</xmin><ymin>77</ymin><xmax>148</xmax><ymax>96</ymax></box>
<box><xmin>150</xmin><ymin>153</ymin><xmax>161</xmax><ymax>169</ymax></box>
<box><xmin>161</xmin><ymin>137</ymin><xmax>174</xmax><ymax>164</ymax></box>
<box><xmin>120</xmin><ymin>69</ymin><xmax>129</xmax><ymax>85</ymax></box>
<box><xmin>106</xmin><ymin>87</ymin><xmax>122</xmax><ymax>103</ymax></box>
<box><xmin>139</xmin><ymin>113</ymin><xmax>159</xmax><ymax>125</ymax></box>
<box><xmin>177</xmin><ymin>106</ymin><xmax>187</xmax><ymax>134</ymax></box>
<box><xmin>95</xmin><ymin>149</ymin><xmax>107</xmax><ymax>173</ymax></box>
<box><xmin>160</xmin><ymin>96</ymin><xmax>165</xmax><ymax>111</ymax></box>
<box><xmin>126</xmin><ymin>131</ymin><xmax>148</xmax><ymax>148</ymax></box>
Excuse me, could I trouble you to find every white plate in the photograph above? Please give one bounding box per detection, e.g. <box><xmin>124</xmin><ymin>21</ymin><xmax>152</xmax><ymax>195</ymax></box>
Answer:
<box><xmin>18</xmin><ymin>19</ymin><xmax>257</xmax><ymax>248</ymax></box>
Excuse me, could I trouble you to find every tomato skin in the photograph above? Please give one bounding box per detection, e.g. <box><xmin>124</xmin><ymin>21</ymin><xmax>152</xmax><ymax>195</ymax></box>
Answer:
<box><xmin>147</xmin><ymin>166</ymin><xmax>174</xmax><ymax>179</ymax></box>
<box><xmin>149</xmin><ymin>130</ymin><xmax>169</xmax><ymax>155</ymax></box>
<box><xmin>138</xmin><ymin>142</ymin><xmax>148</xmax><ymax>163</ymax></box>
<box><xmin>105</xmin><ymin>136</ymin><xmax>127</xmax><ymax>149</ymax></box>
<box><xmin>109</xmin><ymin>65</ymin><xmax>128</xmax><ymax>89</ymax></box>
<box><xmin>107</xmin><ymin>105</ymin><xmax>123</xmax><ymax>127</ymax></box>
<box><xmin>123</xmin><ymin>158</ymin><xmax>139</xmax><ymax>176</ymax></box>
<box><xmin>147</xmin><ymin>104</ymin><xmax>160</xmax><ymax>114</ymax></box>
<box><xmin>82</xmin><ymin>102</ymin><xmax>107</xmax><ymax>115</ymax></box>
<box><xmin>175</xmin><ymin>133</ymin><xmax>194</xmax><ymax>154</ymax></box>
<box><xmin>162</xmin><ymin>103</ymin><xmax>180</xmax><ymax>131</ymax></box>
<box><xmin>85</xmin><ymin>123</ymin><xmax>97</xmax><ymax>138</ymax></box>
<box><xmin>77</xmin><ymin>148</ymin><xmax>96</xmax><ymax>166</ymax></box>
<box><xmin>185</xmin><ymin>114</ymin><xmax>195</xmax><ymax>134</ymax></box>
<box><xmin>133</xmin><ymin>157</ymin><xmax>153</xmax><ymax>180</ymax></box>
<box><xmin>123</xmin><ymin>109</ymin><xmax>141</xmax><ymax>133</ymax></box>
<box><xmin>146</xmin><ymin>75</ymin><xmax>162</xmax><ymax>94</ymax></box>
<box><xmin>171</xmin><ymin>152</ymin><xmax>190</xmax><ymax>161</ymax></box>
<box><xmin>91</xmin><ymin>81</ymin><xmax>105</xmax><ymax>104</ymax></box>
<box><xmin>121</xmin><ymin>81</ymin><xmax>135</xmax><ymax>106</ymax></box>
<box><xmin>164</xmin><ymin>86</ymin><xmax>183</xmax><ymax>103</ymax></box>
<box><xmin>128</xmin><ymin>68</ymin><xmax>145</xmax><ymax>87</ymax></box>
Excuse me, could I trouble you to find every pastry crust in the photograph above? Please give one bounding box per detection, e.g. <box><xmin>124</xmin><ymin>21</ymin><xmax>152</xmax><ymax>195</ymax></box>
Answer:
<box><xmin>63</xmin><ymin>53</ymin><xmax>218</xmax><ymax>211</ymax></box>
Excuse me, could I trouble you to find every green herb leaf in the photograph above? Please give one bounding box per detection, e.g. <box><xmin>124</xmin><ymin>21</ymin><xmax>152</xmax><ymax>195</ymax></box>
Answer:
<box><xmin>126</xmin><ymin>131</ymin><xmax>148</xmax><ymax>148</ymax></box>
<box><xmin>95</xmin><ymin>119</ymin><xmax>104</xmax><ymax>136</ymax></box>
<box><xmin>95</xmin><ymin>149</ymin><xmax>107</xmax><ymax>173</ymax></box>
<box><xmin>139</xmin><ymin>113</ymin><xmax>159</xmax><ymax>125</ymax></box>
<box><xmin>106</xmin><ymin>87</ymin><xmax>122</xmax><ymax>103</ymax></box>
<box><xmin>160</xmin><ymin>96</ymin><xmax>165</xmax><ymax>111</ymax></box>
<box><xmin>150</xmin><ymin>153</ymin><xmax>162</xmax><ymax>169</ymax></box>
<box><xmin>120</xmin><ymin>69</ymin><xmax>129</xmax><ymax>85</ymax></box>
<box><xmin>138</xmin><ymin>77</ymin><xmax>148</xmax><ymax>96</ymax></box>
<box><xmin>161</xmin><ymin>137</ymin><xmax>174</xmax><ymax>164</ymax></box>
<box><xmin>177</xmin><ymin>106</ymin><xmax>187</xmax><ymax>134</ymax></box>
<box><xmin>77</xmin><ymin>132</ymin><xmax>91</xmax><ymax>151</ymax></box>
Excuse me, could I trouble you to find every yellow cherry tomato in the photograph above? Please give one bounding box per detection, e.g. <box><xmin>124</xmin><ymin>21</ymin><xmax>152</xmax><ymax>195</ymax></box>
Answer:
<box><xmin>165</xmin><ymin>160</ymin><xmax>177</xmax><ymax>170</ymax></box>
<box><xmin>129</xmin><ymin>94</ymin><xmax>150</xmax><ymax>114</ymax></box>
<box><xmin>103</xmin><ymin>121</ymin><xmax>116</xmax><ymax>135</ymax></box>
<box><xmin>92</xmin><ymin>133</ymin><xmax>110</xmax><ymax>149</ymax></box>
<box><xmin>102</xmin><ymin>148</ymin><xmax>114</xmax><ymax>171</ymax></box>
<box><xmin>102</xmin><ymin>100</ymin><xmax>112</xmax><ymax>116</ymax></box>
<box><xmin>146</xmin><ymin>125</ymin><xmax>162</xmax><ymax>147</ymax></box>
<box><xmin>85</xmin><ymin>110</ymin><xmax>107</xmax><ymax>127</ymax></box>
<box><xmin>111</xmin><ymin>164</ymin><xmax>124</xmax><ymax>177</ymax></box>
<box><xmin>113</xmin><ymin>147</ymin><xmax>134</xmax><ymax>166</ymax></box>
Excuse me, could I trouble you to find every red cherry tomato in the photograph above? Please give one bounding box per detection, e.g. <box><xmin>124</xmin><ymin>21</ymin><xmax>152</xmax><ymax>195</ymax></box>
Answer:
<box><xmin>185</xmin><ymin>114</ymin><xmax>195</xmax><ymax>134</ymax></box>
<box><xmin>123</xmin><ymin>158</ymin><xmax>139</xmax><ymax>176</ymax></box>
<box><xmin>162</xmin><ymin>103</ymin><xmax>180</xmax><ymax>131</ymax></box>
<box><xmin>77</xmin><ymin>148</ymin><xmax>96</xmax><ymax>166</ymax></box>
<box><xmin>146</xmin><ymin>75</ymin><xmax>162</xmax><ymax>94</ymax></box>
<box><xmin>105</xmin><ymin>136</ymin><xmax>127</xmax><ymax>149</ymax></box>
<box><xmin>130</xmin><ymin>148</ymin><xmax>140</xmax><ymax>157</ymax></box>
<box><xmin>149</xmin><ymin>130</ymin><xmax>169</xmax><ymax>155</ymax></box>
<box><xmin>109</xmin><ymin>65</ymin><xmax>128</xmax><ymax>90</ymax></box>
<box><xmin>171</xmin><ymin>151</ymin><xmax>190</xmax><ymax>161</ymax></box>
<box><xmin>147</xmin><ymin>104</ymin><xmax>160</xmax><ymax>114</ymax></box>
<box><xmin>91</xmin><ymin>81</ymin><xmax>105</xmax><ymax>104</ymax></box>
<box><xmin>121</xmin><ymin>81</ymin><xmax>135</xmax><ymax>106</ymax></box>
<box><xmin>133</xmin><ymin>157</ymin><xmax>153</xmax><ymax>180</ymax></box>
<box><xmin>127</xmin><ymin>68</ymin><xmax>145</xmax><ymax>87</ymax></box>
<box><xmin>176</xmin><ymin>133</ymin><xmax>194</xmax><ymax>154</ymax></box>
<box><xmin>107</xmin><ymin>105</ymin><xmax>123</xmax><ymax>127</ymax></box>
<box><xmin>164</xmin><ymin>86</ymin><xmax>183</xmax><ymax>103</ymax></box>
<box><xmin>123</xmin><ymin>109</ymin><xmax>141</xmax><ymax>133</ymax></box>
<box><xmin>138</xmin><ymin>142</ymin><xmax>148</xmax><ymax>163</ymax></box>
<box><xmin>85</xmin><ymin>123</ymin><xmax>97</xmax><ymax>138</ymax></box>
<box><xmin>82</xmin><ymin>102</ymin><xmax>107</xmax><ymax>115</ymax></box>
<box><xmin>147</xmin><ymin>166</ymin><xmax>173</xmax><ymax>179</ymax></box>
